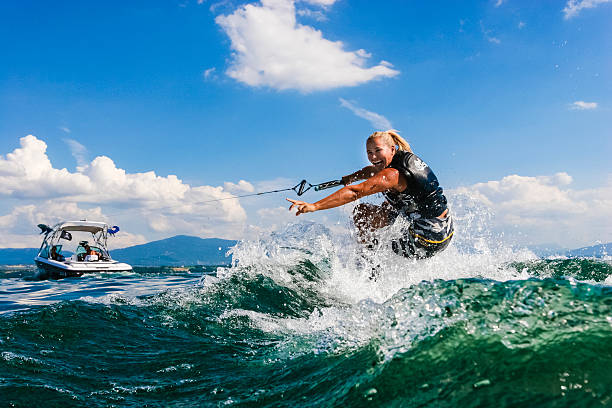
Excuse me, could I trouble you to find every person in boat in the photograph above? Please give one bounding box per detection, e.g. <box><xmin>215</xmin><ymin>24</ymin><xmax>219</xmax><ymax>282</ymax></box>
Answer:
<box><xmin>287</xmin><ymin>130</ymin><xmax>453</xmax><ymax>259</ymax></box>
<box><xmin>83</xmin><ymin>244</ymin><xmax>100</xmax><ymax>260</ymax></box>
<box><xmin>50</xmin><ymin>245</ymin><xmax>65</xmax><ymax>261</ymax></box>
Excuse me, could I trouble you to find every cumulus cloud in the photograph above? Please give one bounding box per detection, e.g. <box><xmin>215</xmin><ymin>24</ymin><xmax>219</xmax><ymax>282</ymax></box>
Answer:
<box><xmin>0</xmin><ymin>201</ymin><xmax>149</xmax><ymax>249</ymax></box>
<box><xmin>0</xmin><ymin>135</ymin><xmax>91</xmax><ymax>198</ymax></box>
<box><xmin>0</xmin><ymin>136</ymin><xmax>243</xmax><ymax>216</ymax></box>
<box><xmin>0</xmin><ymin>135</ymin><xmax>254</xmax><ymax>246</ymax></box>
<box><xmin>570</xmin><ymin>100</ymin><xmax>598</xmax><ymax>110</ymax></box>
<box><xmin>563</xmin><ymin>0</ymin><xmax>612</xmax><ymax>19</ymax></box>
<box><xmin>215</xmin><ymin>0</ymin><xmax>399</xmax><ymax>92</ymax></box>
<box><xmin>339</xmin><ymin>98</ymin><xmax>393</xmax><ymax>130</ymax></box>
<box><xmin>454</xmin><ymin>173</ymin><xmax>612</xmax><ymax>248</ymax></box>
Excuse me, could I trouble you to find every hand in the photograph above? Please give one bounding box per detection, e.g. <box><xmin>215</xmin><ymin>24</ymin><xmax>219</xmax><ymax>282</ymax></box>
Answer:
<box><xmin>286</xmin><ymin>198</ymin><xmax>316</xmax><ymax>216</ymax></box>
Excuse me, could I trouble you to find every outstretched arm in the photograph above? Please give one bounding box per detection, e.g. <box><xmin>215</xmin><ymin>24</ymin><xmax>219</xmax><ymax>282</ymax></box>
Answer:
<box><xmin>288</xmin><ymin>168</ymin><xmax>402</xmax><ymax>216</ymax></box>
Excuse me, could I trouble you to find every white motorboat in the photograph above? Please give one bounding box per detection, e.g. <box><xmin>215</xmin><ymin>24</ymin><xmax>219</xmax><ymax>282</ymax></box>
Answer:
<box><xmin>34</xmin><ymin>220</ymin><xmax>132</xmax><ymax>278</ymax></box>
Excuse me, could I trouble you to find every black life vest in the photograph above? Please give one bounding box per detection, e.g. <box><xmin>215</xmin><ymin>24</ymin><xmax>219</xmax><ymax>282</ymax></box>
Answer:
<box><xmin>382</xmin><ymin>150</ymin><xmax>448</xmax><ymax>218</ymax></box>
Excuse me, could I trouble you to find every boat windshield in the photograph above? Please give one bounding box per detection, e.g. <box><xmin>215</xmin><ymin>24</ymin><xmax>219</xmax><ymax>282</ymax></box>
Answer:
<box><xmin>39</xmin><ymin>244</ymin><xmax>50</xmax><ymax>259</ymax></box>
<box><xmin>75</xmin><ymin>245</ymin><xmax>103</xmax><ymax>255</ymax></box>
<box><xmin>39</xmin><ymin>244</ymin><xmax>68</xmax><ymax>261</ymax></box>
<box><xmin>75</xmin><ymin>243</ymin><xmax>106</xmax><ymax>261</ymax></box>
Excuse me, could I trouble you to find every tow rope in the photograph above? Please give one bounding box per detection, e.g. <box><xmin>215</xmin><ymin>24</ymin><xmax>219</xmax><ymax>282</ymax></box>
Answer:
<box><xmin>198</xmin><ymin>179</ymin><xmax>343</xmax><ymax>204</ymax></box>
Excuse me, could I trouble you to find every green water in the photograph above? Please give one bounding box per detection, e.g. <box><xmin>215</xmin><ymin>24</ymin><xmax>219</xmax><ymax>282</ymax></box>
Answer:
<box><xmin>1</xmin><ymin>240</ymin><xmax>611</xmax><ymax>407</ymax></box>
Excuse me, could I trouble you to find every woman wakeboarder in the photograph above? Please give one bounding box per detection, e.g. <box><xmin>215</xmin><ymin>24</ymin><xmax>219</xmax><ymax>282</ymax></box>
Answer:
<box><xmin>287</xmin><ymin>130</ymin><xmax>453</xmax><ymax>259</ymax></box>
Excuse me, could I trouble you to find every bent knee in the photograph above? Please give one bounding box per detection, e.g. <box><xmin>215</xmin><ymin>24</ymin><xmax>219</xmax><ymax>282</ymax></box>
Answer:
<box><xmin>352</xmin><ymin>203</ymin><xmax>377</xmax><ymax>223</ymax></box>
<box><xmin>353</xmin><ymin>203</ymin><xmax>377</xmax><ymax>214</ymax></box>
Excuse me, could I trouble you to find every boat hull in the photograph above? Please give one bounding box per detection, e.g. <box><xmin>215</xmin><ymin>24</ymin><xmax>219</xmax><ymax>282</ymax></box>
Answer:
<box><xmin>34</xmin><ymin>257</ymin><xmax>132</xmax><ymax>279</ymax></box>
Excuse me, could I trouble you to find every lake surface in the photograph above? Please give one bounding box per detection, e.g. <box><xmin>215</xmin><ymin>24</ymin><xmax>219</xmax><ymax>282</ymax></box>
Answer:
<box><xmin>1</xmin><ymin>223</ymin><xmax>611</xmax><ymax>407</ymax></box>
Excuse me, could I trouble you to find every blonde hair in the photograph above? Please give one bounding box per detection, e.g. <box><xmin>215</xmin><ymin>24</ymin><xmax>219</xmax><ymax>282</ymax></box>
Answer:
<box><xmin>368</xmin><ymin>130</ymin><xmax>412</xmax><ymax>152</ymax></box>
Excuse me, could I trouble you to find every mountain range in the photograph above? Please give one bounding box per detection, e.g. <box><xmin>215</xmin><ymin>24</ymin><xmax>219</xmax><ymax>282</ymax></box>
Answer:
<box><xmin>565</xmin><ymin>242</ymin><xmax>612</xmax><ymax>259</ymax></box>
<box><xmin>110</xmin><ymin>235</ymin><xmax>237</xmax><ymax>266</ymax></box>
<box><xmin>0</xmin><ymin>236</ymin><xmax>609</xmax><ymax>266</ymax></box>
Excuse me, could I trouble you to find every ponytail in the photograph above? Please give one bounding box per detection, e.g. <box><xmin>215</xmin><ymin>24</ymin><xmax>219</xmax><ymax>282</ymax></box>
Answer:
<box><xmin>368</xmin><ymin>129</ymin><xmax>412</xmax><ymax>152</ymax></box>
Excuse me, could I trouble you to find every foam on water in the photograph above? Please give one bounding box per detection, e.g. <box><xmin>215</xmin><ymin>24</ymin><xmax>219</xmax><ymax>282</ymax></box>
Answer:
<box><xmin>186</xmin><ymin>194</ymin><xmax>547</xmax><ymax>364</ymax></box>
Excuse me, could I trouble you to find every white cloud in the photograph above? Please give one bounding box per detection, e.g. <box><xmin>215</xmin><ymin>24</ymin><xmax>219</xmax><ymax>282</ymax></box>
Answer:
<box><xmin>0</xmin><ymin>135</ymin><xmax>253</xmax><ymax>246</ymax></box>
<box><xmin>454</xmin><ymin>173</ymin><xmax>612</xmax><ymax>248</ymax></box>
<box><xmin>570</xmin><ymin>100</ymin><xmax>598</xmax><ymax>110</ymax></box>
<box><xmin>0</xmin><ymin>201</ymin><xmax>148</xmax><ymax>249</ymax></box>
<box><xmin>518</xmin><ymin>21</ymin><xmax>526</xmax><ymax>29</ymax></box>
<box><xmin>63</xmin><ymin>138</ymin><xmax>88</xmax><ymax>167</ymax></box>
<box><xmin>563</xmin><ymin>0</ymin><xmax>612</xmax><ymax>19</ymax></box>
<box><xmin>301</xmin><ymin>0</ymin><xmax>337</xmax><ymax>6</ymax></box>
<box><xmin>209</xmin><ymin>0</ymin><xmax>231</xmax><ymax>13</ymax></box>
<box><xmin>0</xmin><ymin>135</ymin><xmax>91</xmax><ymax>198</ymax></box>
<box><xmin>0</xmin><ymin>136</ymin><xmax>242</xmax><ymax>214</ymax></box>
<box><xmin>494</xmin><ymin>0</ymin><xmax>505</xmax><ymax>7</ymax></box>
<box><xmin>215</xmin><ymin>0</ymin><xmax>399</xmax><ymax>92</ymax></box>
<box><xmin>203</xmin><ymin>67</ymin><xmax>216</xmax><ymax>80</ymax></box>
<box><xmin>296</xmin><ymin>8</ymin><xmax>327</xmax><ymax>21</ymax></box>
<box><xmin>339</xmin><ymin>98</ymin><xmax>392</xmax><ymax>130</ymax></box>
<box><xmin>224</xmin><ymin>180</ymin><xmax>255</xmax><ymax>193</ymax></box>
<box><xmin>59</xmin><ymin>127</ymin><xmax>71</xmax><ymax>134</ymax></box>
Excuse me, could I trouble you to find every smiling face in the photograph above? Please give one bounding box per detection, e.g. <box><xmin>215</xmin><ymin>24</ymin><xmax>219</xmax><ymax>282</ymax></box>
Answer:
<box><xmin>366</xmin><ymin>137</ymin><xmax>396</xmax><ymax>172</ymax></box>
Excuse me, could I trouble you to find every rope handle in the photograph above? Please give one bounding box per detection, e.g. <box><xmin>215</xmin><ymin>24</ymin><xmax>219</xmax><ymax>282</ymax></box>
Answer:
<box><xmin>292</xmin><ymin>180</ymin><xmax>311</xmax><ymax>196</ymax></box>
<box><xmin>291</xmin><ymin>179</ymin><xmax>343</xmax><ymax>196</ymax></box>
<box><xmin>314</xmin><ymin>179</ymin><xmax>343</xmax><ymax>191</ymax></box>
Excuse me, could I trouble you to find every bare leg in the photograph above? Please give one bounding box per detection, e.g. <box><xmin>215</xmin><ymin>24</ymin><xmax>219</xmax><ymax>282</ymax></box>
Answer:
<box><xmin>352</xmin><ymin>203</ymin><xmax>394</xmax><ymax>245</ymax></box>
<box><xmin>352</xmin><ymin>203</ymin><xmax>395</xmax><ymax>280</ymax></box>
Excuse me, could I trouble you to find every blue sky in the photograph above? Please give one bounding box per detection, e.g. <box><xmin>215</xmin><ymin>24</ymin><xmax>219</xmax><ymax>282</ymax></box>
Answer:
<box><xmin>0</xmin><ymin>0</ymin><xmax>610</xmax><ymax>249</ymax></box>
